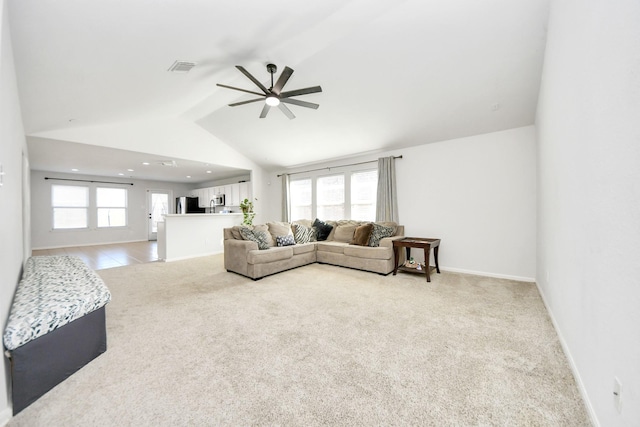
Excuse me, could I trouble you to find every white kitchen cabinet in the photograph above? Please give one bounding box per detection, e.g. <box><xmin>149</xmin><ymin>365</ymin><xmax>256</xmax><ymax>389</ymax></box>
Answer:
<box><xmin>213</xmin><ymin>186</ymin><xmax>224</xmax><ymax>196</ymax></box>
<box><xmin>225</xmin><ymin>183</ymin><xmax>240</xmax><ymax>206</ymax></box>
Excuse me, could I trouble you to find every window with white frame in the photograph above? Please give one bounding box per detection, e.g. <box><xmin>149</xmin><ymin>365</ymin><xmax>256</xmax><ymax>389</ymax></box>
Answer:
<box><xmin>317</xmin><ymin>174</ymin><xmax>345</xmax><ymax>220</ymax></box>
<box><xmin>52</xmin><ymin>185</ymin><xmax>89</xmax><ymax>229</ymax></box>
<box><xmin>351</xmin><ymin>170</ymin><xmax>377</xmax><ymax>221</ymax></box>
<box><xmin>97</xmin><ymin>187</ymin><xmax>127</xmax><ymax>227</ymax></box>
<box><xmin>290</xmin><ymin>178</ymin><xmax>312</xmax><ymax>221</ymax></box>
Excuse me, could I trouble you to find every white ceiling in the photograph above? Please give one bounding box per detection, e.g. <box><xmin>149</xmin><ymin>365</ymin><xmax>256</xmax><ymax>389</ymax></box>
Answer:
<box><xmin>8</xmin><ymin>0</ymin><xmax>549</xmax><ymax>182</ymax></box>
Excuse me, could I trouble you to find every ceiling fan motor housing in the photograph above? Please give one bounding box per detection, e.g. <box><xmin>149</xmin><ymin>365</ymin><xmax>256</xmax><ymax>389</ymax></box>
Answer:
<box><xmin>266</xmin><ymin>63</ymin><xmax>277</xmax><ymax>74</ymax></box>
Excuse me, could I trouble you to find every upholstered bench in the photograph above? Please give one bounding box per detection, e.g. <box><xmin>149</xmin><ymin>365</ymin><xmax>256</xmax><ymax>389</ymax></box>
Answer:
<box><xmin>3</xmin><ymin>256</ymin><xmax>111</xmax><ymax>414</ymax></box>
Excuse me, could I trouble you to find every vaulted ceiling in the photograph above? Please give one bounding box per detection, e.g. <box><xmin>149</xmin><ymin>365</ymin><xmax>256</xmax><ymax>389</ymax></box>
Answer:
<box><xmin>8</xmin><ymin>0</ymin><xmax>549</xmax><ymax>183</ymax></box>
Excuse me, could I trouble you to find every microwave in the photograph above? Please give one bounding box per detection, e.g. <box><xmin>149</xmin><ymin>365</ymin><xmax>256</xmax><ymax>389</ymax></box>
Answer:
<box><xmin>212</xmin><ymin>194</ymin><xmax>225</xmax><ymax>206</ymax></box>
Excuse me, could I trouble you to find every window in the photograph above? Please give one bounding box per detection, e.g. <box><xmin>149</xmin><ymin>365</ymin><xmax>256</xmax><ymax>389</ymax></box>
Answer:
<box><xmin>52</xmin><ymin>185</ymin><xmax>89</xmax><ymax>229</ymax></box>
<box><xmin>290</xmin><ymin>178</ymin><xmax>312</xmax><ymax>221</ymax></box>
<box><xmin>317</xmin><ymin>174</ymin><xmax>345</xmax><ymax>220</ymax></box>
<box><xmin>97</xmin><ymin>187</ymin><xmax>127</xmax><ymax>227</ymax></box>
<box><xmin>351</xmin><ymin>170</ymin><xmax>377</xmax><ymax>221</ymax></box>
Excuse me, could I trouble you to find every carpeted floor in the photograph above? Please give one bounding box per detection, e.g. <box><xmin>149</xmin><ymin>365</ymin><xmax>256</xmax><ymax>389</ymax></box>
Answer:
<box><xmin>8</xmin><ymin>255</ymin><xmax>590</xmax><ymax>426</ymax></box>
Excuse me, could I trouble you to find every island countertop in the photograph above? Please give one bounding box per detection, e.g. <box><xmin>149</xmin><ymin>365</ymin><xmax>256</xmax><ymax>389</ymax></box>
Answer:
<box><xmin>158</xmin><ymin>213</ymin><xmax>243</xmax><ymax>262</ymax></box>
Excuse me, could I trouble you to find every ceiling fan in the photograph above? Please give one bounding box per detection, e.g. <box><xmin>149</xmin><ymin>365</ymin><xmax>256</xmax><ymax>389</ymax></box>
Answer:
<box><xmin>217</xmin><ymin>64</ymin><xmax>322</xmax><ymax>119</ymax></box>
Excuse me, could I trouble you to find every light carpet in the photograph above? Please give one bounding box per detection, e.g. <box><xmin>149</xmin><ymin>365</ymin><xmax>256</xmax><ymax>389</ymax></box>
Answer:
<box><xmin>8</xmin><ymin>255</ymin><xmax>590</xmax><ymax>426</ymax></box>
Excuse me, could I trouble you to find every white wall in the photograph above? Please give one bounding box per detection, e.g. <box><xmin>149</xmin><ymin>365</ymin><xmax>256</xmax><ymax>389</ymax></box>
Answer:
<box><xmin>536</xmin><ymin>0</ymin><xmax>640</xmax><ymax>425</ymax></box>
<box><xmin>265</xmin><ymin>126</ymin><xmax>537</xmax><ymax>281</ymax></box>
<box><xmin>0</xmin><ymin>0</ymin><xmax>27</xmax><ymax>421</ymax></box>
<box><xmin>30</xmin><ymin>170</ymin><xmax>193</xmax><ymax>249</ymax></box>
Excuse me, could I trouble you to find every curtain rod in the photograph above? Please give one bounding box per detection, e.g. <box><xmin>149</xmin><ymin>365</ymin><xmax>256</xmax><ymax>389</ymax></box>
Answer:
<box><xmin>45</xmin><ymin>177</ymin><xmax>134</xmax><ymax>186</ymax></box>
<box><xmin>277</xmin><ymin>155</ymin><xmax>402</xmax><ymax>178</ymax></box>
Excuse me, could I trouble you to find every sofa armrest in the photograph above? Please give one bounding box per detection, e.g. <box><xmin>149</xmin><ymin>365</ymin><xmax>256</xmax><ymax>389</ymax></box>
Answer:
<box><xmin>224</xmin><ymin>239</ymin><xmax>258</xmax><ymax>275</ymax></box>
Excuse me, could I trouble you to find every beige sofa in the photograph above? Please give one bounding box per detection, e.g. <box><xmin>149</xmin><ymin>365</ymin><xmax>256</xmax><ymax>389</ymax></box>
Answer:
<box><xmin>223</xmin><ymin>220</ymin><xmax>405</xmax><ymax>280</ymax></box>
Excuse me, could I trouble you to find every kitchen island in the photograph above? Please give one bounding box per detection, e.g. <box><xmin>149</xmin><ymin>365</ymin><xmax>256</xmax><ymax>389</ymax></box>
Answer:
<box><xmin>157</xmin><ymin>213</ymin><xmax>243</xmax><ymax>262</ymax></box>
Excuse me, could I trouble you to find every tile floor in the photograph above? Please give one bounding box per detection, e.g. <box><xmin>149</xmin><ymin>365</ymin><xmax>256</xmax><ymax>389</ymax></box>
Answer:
<box><xmin>31</xmin><ymin>241</ymin><xmax>158</xmax><ymax>270</ymax></box>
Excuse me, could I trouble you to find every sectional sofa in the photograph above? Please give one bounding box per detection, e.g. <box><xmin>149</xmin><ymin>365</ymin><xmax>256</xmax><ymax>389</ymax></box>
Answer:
<box><xmin>223</xmin><ymin>219</ymin><xmax>405</xmax><ymax>280</ymax></box>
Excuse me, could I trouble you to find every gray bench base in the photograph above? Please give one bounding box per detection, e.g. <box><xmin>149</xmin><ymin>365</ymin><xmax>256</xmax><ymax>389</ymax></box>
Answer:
<box><xmin>8</xmin><ymin>306</ymin><xmax>107</xmax><ymax>415</ymax></box>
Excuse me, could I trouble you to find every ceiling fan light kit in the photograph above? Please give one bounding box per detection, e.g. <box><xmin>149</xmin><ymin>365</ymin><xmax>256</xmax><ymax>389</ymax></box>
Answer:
<box><xmin>217</xmin><ymin>63</ymin><xmax>322</xmax><ymax>119</ymax></box>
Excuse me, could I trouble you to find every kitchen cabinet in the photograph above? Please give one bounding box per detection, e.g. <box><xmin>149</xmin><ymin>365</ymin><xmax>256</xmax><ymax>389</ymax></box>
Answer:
<box><xmin>225</xmin><ymin>183</ymin><xmax>240</xmax><ymax>206</ymax></box>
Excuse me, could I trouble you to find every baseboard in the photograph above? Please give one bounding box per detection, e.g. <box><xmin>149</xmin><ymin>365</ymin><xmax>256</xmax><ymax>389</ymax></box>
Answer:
<box><xmin>162</xmin><ymin>251</ymin><xmax>223</xmax><ymax>263</ymax></box>
<box><xmin>440</xmin><ymin>266</ymin><xmax>535</xmax><ymax>283</ymax></box>
<box><xmin>32</xmin><ymin>239</ymin><xmax>150</xmax><ymax>251</ymax></box>
<box><xmin>0</xmin><ymin>407</ymin><xmax>12</xmax><ymax>427</ymax></box>
<box><xmin>534</xmin><ymin>281</ymin><xmax>600</xmax><ymax>427</ymax></box>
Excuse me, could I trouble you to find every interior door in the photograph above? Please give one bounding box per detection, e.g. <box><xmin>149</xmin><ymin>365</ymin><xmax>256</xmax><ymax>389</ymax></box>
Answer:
<box><xmin>147</xmin><ymin>190</ymin><xmax>170</xmax><ymax>241</ymax></box>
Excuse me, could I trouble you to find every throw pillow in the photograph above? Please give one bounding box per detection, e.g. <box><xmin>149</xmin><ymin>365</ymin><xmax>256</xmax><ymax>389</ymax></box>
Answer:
<box><xmin>351</xmin><ymin>223</ymin><xmax>374</xmax><ymax>246</ymax></box>
<box><xmin>313</xmin><ymin>218</ymin><xmax>334</xmax><ymax>241</ymax></box>
<box><xmin>333</xmin><ymin>224</ymin><xmax>357</xmax><ymax>243</ymax></box>
<box><xmin>239</xmin><ymin>227</ymin><xmax>271</xmax><ymax>250</ymax></box>
<box><xmin>267</xmin><ymin>222</ymin><xmax>293</xmax><ymax>242</ymax></box>
<box><xmin>292</xmin><ymin>223</ymin><xmax>315</xmax><ymax>244</ymax></box>
<box><xmin>368</xmin><ymin>223</ymin><xmax>395</xmax><ymax>247</ymax></box>
<box><xmin>276</xmin><ymin>234</ymin><xmax>296</xmax><ymax>247</ymax></box>
<box><xmin>253</xmin><ymin>224</ymin><xmax>274</xmax><ymax>247</ymax></box>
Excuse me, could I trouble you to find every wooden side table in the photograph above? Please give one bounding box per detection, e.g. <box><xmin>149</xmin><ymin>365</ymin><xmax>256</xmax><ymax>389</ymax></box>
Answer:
<box><xmin>393</xmin><ymin>238</ymin><xmax>441</xmax><ymax>282</ymax></box>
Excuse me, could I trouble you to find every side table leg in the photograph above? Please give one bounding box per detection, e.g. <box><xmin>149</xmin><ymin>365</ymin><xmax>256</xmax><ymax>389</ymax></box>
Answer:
<box><xmin>393</xmin><ymin>246</ymin><xmax>400</xmax><ymax>275</ymax></box>
<box><xmin>434</xmin><ymin>245</ymin><xmax>441</xmax><ymax>273</ymax></box>
<box><xmin>424</xmin><ymin>246</ymin><xmax>431</xmax><ymax>282</ymax></box>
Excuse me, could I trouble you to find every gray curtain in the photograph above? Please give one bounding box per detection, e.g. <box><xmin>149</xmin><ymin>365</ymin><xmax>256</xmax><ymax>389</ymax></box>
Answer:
<box><xmin>281</xmin><ymin>173</ymin><xmax>291</xmax><ymax>222</ymax></box>
<box><xmin>376</xmin><ymin>156</ymin><xmax>399</xmax><ymax>222</ymax></box>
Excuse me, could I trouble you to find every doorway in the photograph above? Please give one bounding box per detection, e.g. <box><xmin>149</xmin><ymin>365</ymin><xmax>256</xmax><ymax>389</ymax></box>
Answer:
<box><xmin>147</xmin><ymin>190</ymin><xmax>171</xmax><ymax>241</ymax></box>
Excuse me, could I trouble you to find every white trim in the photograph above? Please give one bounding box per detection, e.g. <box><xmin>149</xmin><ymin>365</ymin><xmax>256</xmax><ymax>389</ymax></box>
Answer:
<box><xmin>440</xmin><ymin>266</ymin><xmax>535</xmax><ymax>283</ymax></box>
<box><xmin>31</xmin><ymin>239</ymin><xmax>149</xmax><ymax>251</ymax></box>
<box><xmin>534</xmin><ymin>282</ymin><xmax>600</xmax><ymax>427</ymax></box>
<box><xmin>161</xmin><ymin>250</ymin><xmax>223</xmax><ymax>263</ymax></box>
<box><xmin>0</xmin><ymin>407</ymin><xmax>12</xmax><ymax>427</ymax></box>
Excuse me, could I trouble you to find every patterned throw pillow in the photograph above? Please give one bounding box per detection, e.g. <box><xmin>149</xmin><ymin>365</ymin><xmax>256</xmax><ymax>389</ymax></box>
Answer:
<box><xmin>313</xmin><ymin>218</ymin><xmax>334</xmax><ymax>241</ymax></box>
<box><xmin>276</xmin><ymin>235</ymin><xmax>296</xmax><ymax>247</ymax></box>
<box><xmin>239</xmin><ymin>227</ymin><xmax>271</xmax><ymax>250</ymax></box>
<box><xmin>292</xmin><ymin>223</ymin><xmax>315</xmax><ymax>244</ymax></box>
<box><xmin>368</xmin><ymin>223</ymin><xmax>395</xmax><ymax>247</ymax></box>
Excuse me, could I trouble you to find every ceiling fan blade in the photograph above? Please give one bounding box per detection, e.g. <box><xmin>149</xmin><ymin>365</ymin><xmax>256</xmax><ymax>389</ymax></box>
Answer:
<box><xmin>280</xmin><ymin>98</ymin><xmax>319</xmax><ymax>109</ymax></box>
<box><xmin>236</xmin><ymin>65</ymin><xmax>269</xmax><ymax>94</ymax></box>
<box><xmin>280</xmin><ymin>86</ymin><xmax>322</xmax><ymax>98</ymax></box>
<box><xmin>259</xmin><ymin>104</ymin><xmax>271</xmax><ymax>118</ymax></box>
<box><xmin>216</xmin><ymin>83</ymin><xmax>265</xmax><ymax>97</ymax></box>
<box><xmin>228</xmin><ymin>98</ymin><xmax>265</xmax><ymax>107</ymax></box>
<box><xmin>278</xmin><ymin>103</ymin><xmax>296</xmax><ymax>120</ymax></box>
<box><xmin>272</xmin><ymin>66</ymin><xmax>294</xmax><ymax>95</ymax></box>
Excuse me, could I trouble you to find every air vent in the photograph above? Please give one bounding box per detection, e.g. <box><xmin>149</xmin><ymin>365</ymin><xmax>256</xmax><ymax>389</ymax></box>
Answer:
<box><xmin>168</xmin><ymin>61</ymin><xmax>197</xmax><ymax>73</ymax></box>
<box><xmin>158</xmin><ymin>160</ymin><xmax>178</xmax><ymax>167</ymax></box>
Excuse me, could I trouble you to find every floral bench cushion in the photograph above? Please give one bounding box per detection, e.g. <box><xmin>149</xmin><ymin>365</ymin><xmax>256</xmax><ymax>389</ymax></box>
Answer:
<box><xmin>3</xmin><ymin>256</ymin><xmax>111</xmax><ymax>351</ymax></box>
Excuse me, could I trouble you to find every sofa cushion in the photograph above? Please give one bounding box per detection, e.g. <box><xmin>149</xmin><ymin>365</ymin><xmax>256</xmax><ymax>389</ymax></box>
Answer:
<box><xmin>268</xmin><ymin>222</ymin><xmax>293</xmax><ymax>241</ymax></box>
<box><xmin>344</xmin><ymin>245</ymin><xmax>392</xmax><ymax>260</ymax></box>
<box><xmin>316</xmin><ymin>241</ymin><xmax>348</xmax><ymax>254</ymax></box>
<box><xmin>333</xmin><ymin>225</ymin><xmax>357</xmax><ymax>243</ymax></box>
<box><xmin>276</xmin><ymin>234</ymin><xmax>296</xmax><ymax>247</ymax></box>
<box><xmin>313</xmin><ymin>218</ymin><xmax>334</xmax><ymax>241</ymax></box>
<box><xmin>351</xmin><ymin>223</ymin><xmax>374</xmax><ymax>246</ymax></box>
<box><xmin>292</xmin><ymin>243</ymin><xmax>316</xmax><ymax>255</ymax></box>
<box><xmin>230</xmin><ymin>226</ymin><xmax>243</xmax><ymax>240</ymax></box>
<box><xmin>369</xmin><ymin>223</ymin><xmax>396</xmax><ymax>247</ymax></box>
<box><xmin>239</xmin><ymin>227</ymin><xmax>271</xmax><ymax>250</ymax></box>
<box><xmin>292</xmin><ymin>223</ymin><xmax>315</xmax><ymax>243</ymax></box>
<box><xmin>247</xmin><ymin>246</ymin><xmax>293</xmax><ymax>264</ymax></box>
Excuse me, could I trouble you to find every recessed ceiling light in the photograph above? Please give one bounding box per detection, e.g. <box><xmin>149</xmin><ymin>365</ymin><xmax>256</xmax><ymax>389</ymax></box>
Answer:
<box><xmin>186</xmin><ymin>176</ymin><xmax>192</xmax><ymax>178</ymax></box>
<box><xmin>127</xmin><ymin>169</ymin><xmax>134</xmax><ymax>172</ymax></box>
<box><xmin>142</xmin><ymin>162</ymin><xmax>150</xmax><ymax>166</ymax></box>
<box><xmin>118</xmin><ymin>173</ymin><xmax>124</xmax><ymax>176</ymax></box>
<box><xmin>206</xmin><ymin>170</ymin><xmax>212</xmax><ymax>174</ymax></box>
<box><xmin>71</xmin><ymin>168</ymin><xmax>79</xmax><ymax>172</ymax></box>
